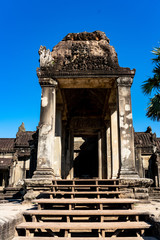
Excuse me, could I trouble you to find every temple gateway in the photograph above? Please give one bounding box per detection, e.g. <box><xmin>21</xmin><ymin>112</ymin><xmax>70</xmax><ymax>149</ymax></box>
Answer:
<box><xmin>33</xmin><ymin>30</ymin><xmax>143</xmax><ymax>181</ymax></box>
<box><xmin>1</xmin><ymin>31</ymin><xmax>160</xmax><ymax>198</ymax></box>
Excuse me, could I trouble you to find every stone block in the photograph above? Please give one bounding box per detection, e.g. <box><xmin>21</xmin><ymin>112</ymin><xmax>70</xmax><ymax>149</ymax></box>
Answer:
<box><xmin>134</xmin><ymin>192</ymin><xmax>149</xmax><ymax>199</ymax></box>
<box><xmin>23</xmin><ymin>189</ymin><xmax>40</xmax><ymax>202</ymax></box>
<box><xmin>120</xmin><ymin>178</ymin><xmax>153</xmax><ymax>187</ymax></box>
<box><xmin>134</xmin><ymin>187</ymin><xmax>148</xmax><ymax>193</ymax></box>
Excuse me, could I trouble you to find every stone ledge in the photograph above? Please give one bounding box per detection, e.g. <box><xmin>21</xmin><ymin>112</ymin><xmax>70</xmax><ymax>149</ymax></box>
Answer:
<box><xmin>120</xmin><ymin>178</ymin><xmax>153</xmax><ymax>187</ymax></box>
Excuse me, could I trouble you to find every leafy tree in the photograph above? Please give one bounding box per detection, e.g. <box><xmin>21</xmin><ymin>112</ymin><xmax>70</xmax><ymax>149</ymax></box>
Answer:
<box><xmin>142</xmin><ymin>46</ymin><xmax>160</xmax><ymax>121</ymax></box>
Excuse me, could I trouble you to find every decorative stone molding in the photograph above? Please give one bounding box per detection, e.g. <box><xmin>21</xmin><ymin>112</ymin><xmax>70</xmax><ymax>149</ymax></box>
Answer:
<box><xmin>39</xmin><ymin>77</ymin><xmax>58</xmax><ymax>87</ymax></box>
<box><xmin>116</xmin><ymin>76</ymin><xmax>133</xmax><ymax>87</ymax></box>
<box><xmin>70</xmin><ymin>117</ymin><xmax>103</xmax><ymax>130</ymax></box>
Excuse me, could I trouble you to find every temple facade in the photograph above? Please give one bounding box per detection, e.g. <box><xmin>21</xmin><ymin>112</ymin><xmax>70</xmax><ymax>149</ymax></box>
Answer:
<box><xmin>1</xmin><ymin>31</ymin><xmax>160</xmax><ymax>195</ymax></box>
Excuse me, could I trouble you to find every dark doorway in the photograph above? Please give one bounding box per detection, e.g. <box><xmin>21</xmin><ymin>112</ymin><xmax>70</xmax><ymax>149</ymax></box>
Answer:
<box><xmin>74</xmin><ymin>135</ymin><xmax>98</xmax><ymax>178</ymax></box>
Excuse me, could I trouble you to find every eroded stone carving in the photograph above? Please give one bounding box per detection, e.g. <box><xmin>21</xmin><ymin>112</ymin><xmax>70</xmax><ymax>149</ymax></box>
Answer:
<box><xmin>37</xmin><ymin>31</ymin><xmax>135</xmax><ymax>76</ymax></box>
<box><xmin>39</xmin><ymin>46</ymin><xmax>54</xmax><ymax>67</ymax></box>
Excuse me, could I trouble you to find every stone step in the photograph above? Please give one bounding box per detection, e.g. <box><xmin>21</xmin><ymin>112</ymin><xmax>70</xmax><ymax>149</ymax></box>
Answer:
<box><xmin>23</xmin><ymin>209</ymin><xmax>149</xmax><ymax>217</ymax></box>
<box><xmin>33</xmin><ymin>198</ymin><xmax>139</xmax><ymax>204</ymax></box>
<box><xmin>33</xmin><ymin>198</ymin><xmax>138</xmax><ymax>210</ymax></box>
<box><xmin>45</xmin><ymin>185</ymin><xmax>125</xmax><ymax>188</ymax></box>
<box><xmin>16</xmin><ymin>221</ymin><xmax>151</xmax><ymax>231</ymax></box>
<box><xmin>53</xmin><ymin>179</ymin><xmax>119</xmax><ymax>183</ymax></box>
<box><xmin>41</xmin><ymin>191</ymin><xmax>122</xmax><ymax>198</ymax></box>
<box><xmin>13</xmin><ymin>237</ymin><xmax>158</xmax><ymax>240</ymax></box>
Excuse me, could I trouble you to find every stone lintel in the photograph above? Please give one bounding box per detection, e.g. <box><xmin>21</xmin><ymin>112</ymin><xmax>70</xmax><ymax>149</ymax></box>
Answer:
<box><xmin>37</xmin><ymin>68</ymin><xmax>136</xmax><ymax>80</ymax></box>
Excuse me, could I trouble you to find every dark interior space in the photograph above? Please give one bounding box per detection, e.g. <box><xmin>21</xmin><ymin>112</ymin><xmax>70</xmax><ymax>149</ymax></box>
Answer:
<box><xmin>74</xmin><ymin>135</ymin><xmax>98</xmax><ymax>178</ymax></box>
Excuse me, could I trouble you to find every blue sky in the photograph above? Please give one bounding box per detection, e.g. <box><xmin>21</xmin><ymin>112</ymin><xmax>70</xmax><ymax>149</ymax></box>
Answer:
<box><xmin>0</xmin><ymin>0</ymin><xmax>160</xmax><ymax>137</ymax></box>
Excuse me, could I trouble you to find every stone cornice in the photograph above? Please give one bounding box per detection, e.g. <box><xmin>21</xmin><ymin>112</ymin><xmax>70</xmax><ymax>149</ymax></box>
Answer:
<box><xmin>37</xmin><ymin>67</ymin><xmax>136</xmax><ymax>79</ymax></box>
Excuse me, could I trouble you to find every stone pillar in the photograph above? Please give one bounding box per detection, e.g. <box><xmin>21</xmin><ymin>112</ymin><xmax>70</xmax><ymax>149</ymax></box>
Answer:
<box><xmin>61</xmin><ymin>121</ymin><xmax>67</xmax><ymax>179</ymax></box>
<box><xmin>110</xmin><ymin>104</ymin><xmax>119</xmax><ymax>179</ymax></box>
<box><xmin>105</xmin><ymin>120</ymin><xmax>112</xmax><ymax>179</ymax></box>
<box><xmin>117</xmin><ymin>77</ymin><xmax>139</xmax><ymax>179</ymax></box>
<box><xmin>69</xmin><ymin>130</ymin><xmax>74</xmax><ymax>179</ymax></box>
<box><xmin>54</xmin><ymin>105</ymin><xmax>63</xmax><ymax>178</ymax></box>
<box><xmin>98</xmin><ymin>131</ymin><xmax>102</xmax><ymax>179</ymax></box>
<box><xmin>102</xmin><ymin>128</ymin><xmax>107</xmax><ymax>179</ymax></box>
<box><xmin>33</xmin><ymin>78</ymin><xmax>57</xmax><ymax>179</ymax></box>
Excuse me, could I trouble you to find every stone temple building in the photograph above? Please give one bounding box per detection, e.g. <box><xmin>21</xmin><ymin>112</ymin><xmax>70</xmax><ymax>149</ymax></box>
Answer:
<box><xmin>0</xmin><ymin>31</ymin><xmax>160</xmax><ymax>197</ymax></box>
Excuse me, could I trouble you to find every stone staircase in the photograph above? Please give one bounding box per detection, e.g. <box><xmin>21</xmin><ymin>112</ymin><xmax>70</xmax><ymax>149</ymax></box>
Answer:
<box><xmin>13</xmin><ymin>179</ymin><xmax>157</xmax><ymax>239</ymax></box>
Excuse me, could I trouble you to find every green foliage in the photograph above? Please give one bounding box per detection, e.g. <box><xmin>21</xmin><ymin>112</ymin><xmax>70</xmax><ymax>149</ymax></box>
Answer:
<box><xmin>146</xmin><ymin>94</ymin><xmax>160</xmax><ymax>121</ymax></box>
<box><xmin>142</xmin><ymin>45</ymin><xmax>160</xmax><ymax>121</ymax></box>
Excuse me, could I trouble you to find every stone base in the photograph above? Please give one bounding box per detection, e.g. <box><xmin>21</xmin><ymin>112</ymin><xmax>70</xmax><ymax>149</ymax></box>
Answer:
<box><xmin>23</xmin><ymin>178</ymin><xmax>53</xmax><ymax>202</ymax></box>
<box><xmin>119</xmin><ymin>169</ymin><xmax>140</xmax><ymax>179</ymax></box>
<box><xmin>119</xmin><ymin>178</ymin><xmax>154</xmax><ymax>200</ymax></box>
<box><xmin>120</xmin><ymin>178</ymin><xmax>153</xmax><ymax>187</ymax></box>
<box><xmin>32</xmin><ymin>168</ymin><xmax>55</xmax><ymax>179</ymax></box>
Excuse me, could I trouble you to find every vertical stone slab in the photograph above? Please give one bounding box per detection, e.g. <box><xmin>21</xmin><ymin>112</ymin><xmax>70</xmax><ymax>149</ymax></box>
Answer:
<box><xmin>33</xmin><ymin>78</ymin><xmax>57</xmax><ymax>179</ymax></box>
<box><xmin>61</xmin><ymin>121</ymin><xmax>67</xmax><ymax>179</ymax></box>
<box><xmin>102</xmin><ymin>128</ymin><xmax>107</xmax><ymax>179</ymax></box>
<box><xmin>54</xmin><ymin>105</ymin><xmax>63</xmax><ymax>178</ymax></box>
<box><xmin>105</xmin><ymin>120</ymin><xmax>112</xmax><ymax>179</ymax></box>
<box><xmin>117</xmin><ymin>77</ymin><xmax>139</xmax><ymax>179</ymax></box>
<box><xmin>110</xmin><ymin>104</ymin><xmax>119</xmax><ymax>179</ymax></box>
<box><xmin>98</xmin><ymin>131</ymin><xmax>102</xmax><ymax>179</ymax></box>
<box><xmin>69</xmin><ymin>130</ymin><xmax>74</xmax><ymax>179</ymax></box>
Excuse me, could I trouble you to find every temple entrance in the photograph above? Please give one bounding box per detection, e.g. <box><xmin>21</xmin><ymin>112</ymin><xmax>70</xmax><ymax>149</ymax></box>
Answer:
<box><xmin>74</xmin><ymin>136</ymin><xmax>98</xmax><ymax>178</ymax></box>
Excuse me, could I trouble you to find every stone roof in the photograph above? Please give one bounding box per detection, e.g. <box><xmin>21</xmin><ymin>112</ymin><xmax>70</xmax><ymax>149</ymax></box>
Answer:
<box><xmin>15</xmin><ymin>131</ymin><xmax>35</xmax><ymax>147</ymax></box>
<box><xmin>37</xmin><ymin>31</ymin><xmax>135</xmax><ymax>78</ymax></box>
<box><xmin>0</xmin><ymin>138</ymin><xmax>15</xmax><ymax>152</ymax></box>
<box><xmin>0</xmin><ymin>158</ymin><xmax>12</xmax><ymax>169</ymax></box>
<box><xmin>134</xmin><ymin>132</ymin><xmax>155</xmax><ymax>147</ymax></box>
<box><xmin>134</xmin><ymin>131</ymin><xmax>160</xmax><ymax>153</ymax></box>
<box><xmin>0</xmin><ymin>131</ymin><xmax>35</xmax><ymax>152</ymax></box>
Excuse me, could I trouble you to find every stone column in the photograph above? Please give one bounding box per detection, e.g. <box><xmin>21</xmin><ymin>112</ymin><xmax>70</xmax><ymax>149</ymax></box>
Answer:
<box><xmin>54</xmin><ymin>105</ymin><xmax>63</xmax><ymax>178</ymax></box>
<box><xmin>117</xmin><ymin>77</ymin><xmax>139</xmax><ymax>179</ymax></box>
<box><xmin>33</xmin><ymin>78</ymin><xmax>57</xmax><ymax>179</ymax></box>
<box><xmin>102</xmin><ymin>128</ymin><xmax>107</xmax><ymax>179</ymax></box>
<box><xmin>105</xmin><ymin>120</ymin><xmax>112</xmax><ymax>179</ymax></box>
<box><xmin>98</xmin><ymin>131</ymin><xmax>102</xmax><ymax>179</ymax></box>
<box><xmin>61</xmin><ymin>121</ymin><xmax>67</xmax><ymax>179</ymax></box>
<box><xmin>110</xmin><ymin>104</ymin><xmax>119</xmax><ymax>179</ymax></box>
<box><xmin>69</xmin><ymin>130</ymin><xmax>74</xmax><ymax>179</ymax></box>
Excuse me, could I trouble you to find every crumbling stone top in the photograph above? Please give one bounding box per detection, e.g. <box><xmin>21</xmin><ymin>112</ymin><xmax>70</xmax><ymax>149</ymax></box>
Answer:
<box><xmin>37</xmin><ymin>31</ymin><xmax>135</xmax><ymax>78</ymax></box>
<box><xmin>62</xmin><ymin>31</ymin><xmax>110</xmax><ymax>42</ymax></box>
